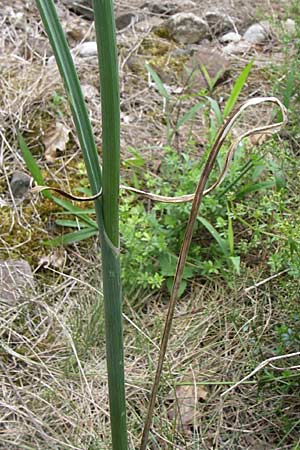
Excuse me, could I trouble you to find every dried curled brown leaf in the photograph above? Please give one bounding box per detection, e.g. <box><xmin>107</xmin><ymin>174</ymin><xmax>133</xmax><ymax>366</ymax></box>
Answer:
<box><xmin>43</xmin><ymin>122</ymin><xmax>71</xmax><ymax>162</ymax></box>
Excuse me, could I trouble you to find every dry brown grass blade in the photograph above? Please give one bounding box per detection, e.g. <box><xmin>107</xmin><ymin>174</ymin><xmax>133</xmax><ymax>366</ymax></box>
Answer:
<box><xmin>222</xmin><ymin>351</ymin><xmax>300</xmax><ymax>396</ymax></box>
<box><xmin>139</xmin><ymin>96</ymin><xmax>288</xmax><ymax>449</ymax></box>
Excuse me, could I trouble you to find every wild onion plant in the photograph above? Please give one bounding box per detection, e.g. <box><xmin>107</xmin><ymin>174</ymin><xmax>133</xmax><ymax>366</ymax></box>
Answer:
<box><xmin>26</xmin><ymin>2</ymin><xmax>288</xmax><ymax>448</ymax></box>
<box><xmin>34</xmin><ymin>1</ymin><xmax>127</xmax><ymax>448</ymax></box>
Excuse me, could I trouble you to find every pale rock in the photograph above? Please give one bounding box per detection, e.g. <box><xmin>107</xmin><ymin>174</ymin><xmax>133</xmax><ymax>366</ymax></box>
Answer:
<box><xmin>222</xmin><ymin>40</ymin><xmax>251</xmax><ymax>55</ymax></box>
<box><xmin>220</xmin><ymin>31</ymin><xmax>241</xmax><ymax>43</ymax></box>
<box><xmin>134</xmin><ymin>16</ymin><xmax>164</xmax><ymax>33</ymax></box>
<box><xmin>75</xmin><ymin>41</ymin><xmax>97</xmax><ymax>57</ymax></box>
<box><xmin>81</xmin><ymin>84</ymin><xmax>99</xmax><ymax>100</ymax></box>
<box><xmin>143</xmin><ymin>0</ymin><xmax>196</xmax><ymax>16</ymax></box>
<box><xmin>243</xmin><ymin>21</ymin><xmax>271</xmax><ymax>44</ymax></box>
<box><xmin>183</xmin><ymin>45</ymin><xmax>229</xmax><ymax>91</ymax></box>
<box><xmin>283</xmin><ymin>19</ymin><xmax>296</xmax><ymax>36</ymax></box>
<box><xmin>165</xmin><ymin>13</ymin><xmax>209</xmax><ymax>44</ymax></box>
<box><xmin>204</xmin><ymin>10</ymin><xmax>233</xmax><ymax>35</ymax></box>
<box><xmin>0</xmin><ymin>260</ymin><xmax>35</xmax><ymax>305</ymax></box>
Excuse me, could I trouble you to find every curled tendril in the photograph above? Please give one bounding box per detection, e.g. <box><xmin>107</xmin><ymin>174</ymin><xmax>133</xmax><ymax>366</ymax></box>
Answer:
<box><xmin>32</xmin><ymin>96</ymin><xmax>287</xmax><ymax>204</ymax></box>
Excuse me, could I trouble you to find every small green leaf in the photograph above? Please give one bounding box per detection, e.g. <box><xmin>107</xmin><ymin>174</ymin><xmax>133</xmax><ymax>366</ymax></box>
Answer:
<box><xmin>223</xmin><ymin>60</ymin><xmax>253</xmax><ymax>118</ymax></box>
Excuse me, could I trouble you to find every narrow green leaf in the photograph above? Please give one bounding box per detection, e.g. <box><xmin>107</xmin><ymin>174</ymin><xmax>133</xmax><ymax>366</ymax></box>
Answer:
<box><xmin>55</xmin><ymin>219</ymin><xmax>90</xmax><ymax>228</ymax></box>
<box><xmin>229</xmin><ymin>256</ymin><xmax>241</xmax><ymax>275</ymax></box>
<box><xmin>35</xmin><ymin>0</ymin><xmax>102</xmax><ymax>201</ymax></box>
<box><xmin>223</xmin><ymin>60</ymin><xmax>254</xmax><ymax>118</ymax></box>
<box><xmin>18</xmin><ymin>134</ymin><xmax>52</xmax><ymax>199</ymax></box>
<box><xmin>199</xmin><ymin>216</ymin><xmax>228</xmax><ymax>256</ymax></box>
<box><xmin>52</xmin><ymin>197</ymin><xmax>98</xmax><ymax>228</ymax></box>
<box><xmin>47</xmin><ymin>228</ymin><xmax>98</xmax><ymax>246</ymax></box>
<box><xmin>146</xmin><ymin>63</ymin><xmax>170</xmax><ymax>99</ymax></box>
<box><xmin>283</xmin><ymin>66</ymin><xmax>295</xmax><ymax>109</ymax></box>
<box><xmin>175</xmin><ymin>102</ymin><xmax>205</xmax><ymax>130</ymax></box>
<box><xmin>236</xmin><ymin>180</ymin><xmax>275</xmax><ymax>199</ymax></box>
<box><xmin>205</xmin><ymin>96</ymin><xmax>223</xmax><ymax>126</ymax></box>
<box><xmin>227</xmin><ymin>205</ymin><xmax>234</xmax><ymax>256</ymax></box>
<box><xmin>93</xmin><ymin>0</ymin><xmax>128</xmax><ymax>448</ymax></box>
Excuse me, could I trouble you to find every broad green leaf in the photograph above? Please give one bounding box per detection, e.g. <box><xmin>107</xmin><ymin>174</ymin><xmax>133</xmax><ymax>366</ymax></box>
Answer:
<box><xmin>166</xmin><ymin>277</ymin><xmax>187</xmax><ymax>298</ymax></box>
<box><xmin>159</xmin><ymin>253</ymin><xmax>195</xmax><ymax>279</ymax></box>
<box><xmin>223</xmin><ymin>60</ymin><xmax>253</xmax><ymax>118</ymax></box>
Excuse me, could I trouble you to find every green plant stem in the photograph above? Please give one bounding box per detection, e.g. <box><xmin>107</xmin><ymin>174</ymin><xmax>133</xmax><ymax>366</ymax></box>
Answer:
<box><xmin>93</xmin><ymin>1</ymin><xmax>128</xmax><ymax>449</ymax></box>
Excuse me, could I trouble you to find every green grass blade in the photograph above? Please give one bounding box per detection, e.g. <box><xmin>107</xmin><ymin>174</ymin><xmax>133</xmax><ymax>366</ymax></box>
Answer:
<box><xmin>199</xmin><ymin>216</ymin><xmax>229</xmax><ymax>256</ymax></box>
<box><xmin>55</xmin><ymin>219</ymin><xmax>90</xmax><ymax>228</ymax></box>
<box><xmin>47</xmin><ymin>228</ymin><xmax>98</xmax><ymax>246</ymax></box>
<box><xmin>146</xmin><ymin>63</ymin><xmax>170</xmax><ymax>99</ymax></box>
<box><xmin>223</xmin><ymin>60</ymin><xmax>253</xmax><ymax>118</ymax></box>
<box><xmin>175</xmin><ymin>102</ymin><xmax>205</xmax><ymax>130</ymax></box>
<box><xmin>52</xmin><ymin>197</ymin><xmax>98</xmax><ymax>228</ymax></box>
<box><xmin>35</xmin><ymin>0</ymin><xmax>102</xmax><ymax>198</ymax></box>
<box><xmin>18</xmin><ymin>134</ymin><xmax>52</xmax><ymax>199</ymax></box>
<box><xmin>236</xmin><ymin>180</ymin><xmax>275</xmax><ymax>199</ymax></box>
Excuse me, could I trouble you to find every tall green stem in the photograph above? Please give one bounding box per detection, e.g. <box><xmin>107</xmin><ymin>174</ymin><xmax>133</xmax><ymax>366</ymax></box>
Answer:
<box><xmin>93</xmin><ymin>1</ymin><xmax>128</xmax><ymax>449</ymax></box>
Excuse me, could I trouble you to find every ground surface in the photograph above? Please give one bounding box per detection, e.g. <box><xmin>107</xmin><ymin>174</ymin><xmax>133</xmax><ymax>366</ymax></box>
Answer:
<box><xmin>0</xmin><ymin>1</ymin><xmax>299</xmax><ymax>449</ymax></box>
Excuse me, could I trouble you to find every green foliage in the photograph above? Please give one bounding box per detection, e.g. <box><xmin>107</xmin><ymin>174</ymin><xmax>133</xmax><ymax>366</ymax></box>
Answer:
<box><xmin>22</xmin><ymin>58</ymin><xmax>297</xmax><ymax>297</ymax></box>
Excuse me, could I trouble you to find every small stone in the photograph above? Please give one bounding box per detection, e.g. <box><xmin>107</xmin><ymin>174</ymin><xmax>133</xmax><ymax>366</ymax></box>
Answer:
<box><xmin>115</xmin><ymin>13</ymin><xmax>137</xmax><ymax>30</ymax></box>
<box><xmin>283</xmin><ymin>19</ymin><xmax>296</xmax><ymax>36</ymax></box>
<box><xmin>81</xmin><ymin>84</ymin><xmax>99</xmax><ymax>100</ymax></box>
<box><xmin>75</xmin><ymin>41</ymin><xmax>97</xmax><ymax>57</ymax></box>
<box><xmin>142</xmin><ymin>0</ymin><xmax>196</xmax><ymax>16</ymax></box>
<box><xmin>0</xmin><ymin>260</ymin><xmax>34</xmax><ymax>305</ymax></box>
<box><xmin>61</xmin><ymin>0</ymin><xmax>93</xmax><ymax>20</ymax></box>
<box><xmin>165</xmin><ymin>13</ymin><xmax>209</xmax><ymax>44</ymax></box>
<box><xmin>184</xmin><ymin>45</ymin><xmax>229</xmax><ymax>91</ymax></box>
<box><xmin>222</xmin><ymin>40</ymin><xmax>251</xmax><ymax>55</ymax></box>
<box><xmin>204</xmin><ymin>10</ymin><xmax>233</xmax><ymax>36</ymax></box>
<box><xmin>243</xmin><ymin>21</ymin><xmax>271</xmax><ymax>44</ymax></box>
<box><xmin>220</xmin><ymin>31</ymin><xmax>241</xmax><ymax>43</ymax></box>
<box><xmin>10</xmin><ymin>171</ymin><xmax>31</xmax><ymax>198</ymax></box>
<box><xmin>134</xmin><ymin>16</ymin><xmax>164</xmax><ymax>33</ymax></box>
